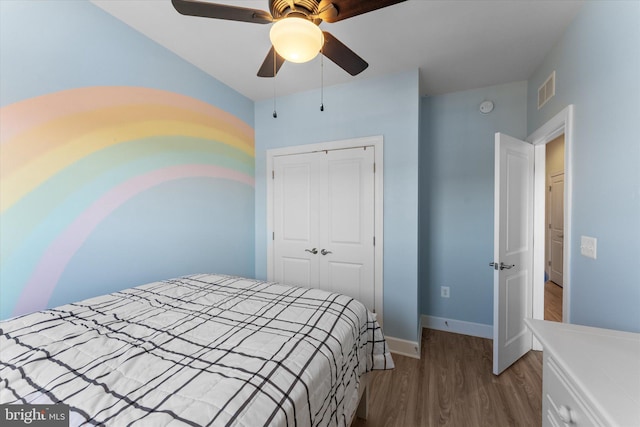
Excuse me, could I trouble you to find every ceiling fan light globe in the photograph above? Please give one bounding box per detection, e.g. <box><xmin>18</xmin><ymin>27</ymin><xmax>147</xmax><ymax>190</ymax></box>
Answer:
<box><xmin>269</xmin><ymin>17</ymin><xmax>324</xmax><ymax>63</ymax></box>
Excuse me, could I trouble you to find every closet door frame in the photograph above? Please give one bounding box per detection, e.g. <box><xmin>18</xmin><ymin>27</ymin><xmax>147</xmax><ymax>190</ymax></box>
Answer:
<box><xmin>266</xmin><ymin>135</ymin><xmax>384</xmax><ymax>327</ymax></box>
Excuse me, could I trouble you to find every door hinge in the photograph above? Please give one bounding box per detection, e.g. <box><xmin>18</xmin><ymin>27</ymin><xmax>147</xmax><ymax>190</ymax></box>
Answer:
<box><xmin>549</xmin><ymin>185</ymin><xmax>552</xmax><ymax>192</ymax></box>
<box><xmin>373</xmin><ymin>162</ymin><xmax>376</xmax><ymax>174</ymax></box>
<box><xmin>548</xmin><ymin>260</ymin><xmax>551</xmax><ymax>266</ymax></box>
<box><xmin>373</xmin><ymin>236</ymin><xmax>375</xmax><ymax>246</ymax></box>
<box><xmin>272</xmin><ymin>232</ymin><xmax>275</xmax><ymax>240</ymax></box>
<box><xmin>549</xmin><ymin>223</ymin><xmax>551</xmax><ymax>229</ymax></box>
<box><xmin>272</xmin><ymin>170</ymin><xmax>275</xmax><ymax>179</ymax></box>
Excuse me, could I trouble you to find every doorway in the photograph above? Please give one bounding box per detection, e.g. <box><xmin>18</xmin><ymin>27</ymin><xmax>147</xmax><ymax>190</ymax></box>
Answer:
<box><xmin>493</xmin><ymin>105</ymin><xmax>574</xmax><ymax>369</ymax></box>
<box><xmin>544</xmin><ymin>135</ymin><xmax>565</xmax><ymax>322</ymax></box>
<box><xmin>272</xmin><ymin>147</ymin><xmax>375</xmax><ymax>309</ymax></box>
<box><xmin>529</xmin><ymin>105</ymin><xmax>573</xmax><ymax>339</ymax></box>
<box><xmin>265</xmin><ymin>135</ymin><xmax>385</xmax><ymax>326</ymax></box>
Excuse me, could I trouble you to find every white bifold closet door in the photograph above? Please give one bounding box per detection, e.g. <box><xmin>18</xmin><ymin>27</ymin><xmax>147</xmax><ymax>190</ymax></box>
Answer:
<box><xmin>273</xmin><ymin>147</ymin><xmax>375</xmax><ymax>310</ymax></box>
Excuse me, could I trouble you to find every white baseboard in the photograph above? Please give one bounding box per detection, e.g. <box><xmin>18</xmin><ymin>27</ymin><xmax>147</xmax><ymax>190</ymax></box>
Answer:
<box><xmin>385</xmin><ymin>335</ymin><xmax>420</xmax><ymax>359</ymax></box>
<box><xmin>421</xmin><ymin>315</ymin><xmax>493</xmax><ymax>339</ymax></box>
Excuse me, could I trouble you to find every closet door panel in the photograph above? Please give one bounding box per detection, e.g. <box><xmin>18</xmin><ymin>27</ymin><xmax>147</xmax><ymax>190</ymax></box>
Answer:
<box><xmin>273</xmin><ymin>153</ymin><xmax>319</xmax><ymax>288</ymax></box>
<box><xmin>273</xmin><ymin>147</ymin><xmax>375</xmax><ymax>311</ymax></box>
<box><xmin>319</xmin><ymin>148</ymin><xmax>375</xmax><ymax>310</ymax></box>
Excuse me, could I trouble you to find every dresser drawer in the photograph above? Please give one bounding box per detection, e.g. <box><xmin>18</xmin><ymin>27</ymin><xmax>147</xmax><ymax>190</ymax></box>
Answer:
<box><xmin>543</xmin><ymin>355</ymin><xmax>603</xmax><ymax>427</ymax></box>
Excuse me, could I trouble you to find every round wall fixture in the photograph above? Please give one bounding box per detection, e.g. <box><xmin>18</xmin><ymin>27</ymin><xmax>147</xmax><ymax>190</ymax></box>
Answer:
<box><xmin>479</xmin><ymin>100</ymin><xmax>494</xmax><ymax>114</ymax></box>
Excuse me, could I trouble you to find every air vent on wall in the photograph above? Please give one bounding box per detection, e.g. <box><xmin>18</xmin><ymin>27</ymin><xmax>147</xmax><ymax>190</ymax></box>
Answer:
<box><xmin>538</xmin><ymin>71</ymin><xmax>556</xmax><ymax>109</ymax></box>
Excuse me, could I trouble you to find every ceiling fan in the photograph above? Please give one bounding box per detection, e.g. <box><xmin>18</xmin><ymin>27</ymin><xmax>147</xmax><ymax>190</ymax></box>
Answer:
<box><xmin>171</xmin><ymin>0</ymin><xmax>406</xmax><ymax>77</ymax></box>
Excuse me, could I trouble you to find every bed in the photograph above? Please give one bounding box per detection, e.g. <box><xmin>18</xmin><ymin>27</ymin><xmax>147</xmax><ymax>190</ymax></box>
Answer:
<box><xmin>0</xmin><ymin>274</ymin><xmax>393</xmax><ymax>426</ymax></box>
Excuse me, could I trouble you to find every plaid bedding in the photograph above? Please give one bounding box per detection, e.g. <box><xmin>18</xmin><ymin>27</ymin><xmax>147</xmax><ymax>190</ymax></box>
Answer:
<box><xmin>0</xmin><ymin>274</ymin><xmax>393</xmax><ymax>426</ymax></box>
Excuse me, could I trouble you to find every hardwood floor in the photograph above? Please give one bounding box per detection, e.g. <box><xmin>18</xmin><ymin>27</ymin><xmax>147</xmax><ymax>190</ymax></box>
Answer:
<box><xmin>544</xmin><ymin>280</ymin><xmax>563</xmax><ymax>322</ymax></box>
<box><xmin>352</xmin><ymin>329</ymin><xmax>543</xmax><ymax>427</ymax></box>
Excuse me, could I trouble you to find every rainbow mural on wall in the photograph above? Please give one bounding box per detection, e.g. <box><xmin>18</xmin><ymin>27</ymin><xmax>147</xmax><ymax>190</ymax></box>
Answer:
<box><xmin>0</xmin><ymin>86</ymin><xmax>254</xmax><ymax>319</ymax></box>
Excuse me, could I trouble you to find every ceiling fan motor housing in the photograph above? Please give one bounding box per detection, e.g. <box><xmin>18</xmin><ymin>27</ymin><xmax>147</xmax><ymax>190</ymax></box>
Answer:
<box><xmin>270</xmin><ymin>0</ymin><xmax>322</xmax><ymax>20</ymax></box>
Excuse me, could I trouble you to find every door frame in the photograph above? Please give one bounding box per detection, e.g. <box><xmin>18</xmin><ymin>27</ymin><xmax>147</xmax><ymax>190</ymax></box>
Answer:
<box><xmin>265</xmin><ymin>135</ymin><xmax>385</xmax><ymax>325</ymax></box>
<box><xmin>527</xmin><ymin>105</ymin><xmax>574</xmax><ymax>344</ymax></box>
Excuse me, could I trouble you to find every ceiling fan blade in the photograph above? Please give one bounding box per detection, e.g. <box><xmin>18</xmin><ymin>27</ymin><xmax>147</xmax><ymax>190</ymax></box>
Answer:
<box><xmin>322</xmin><ymin>0</ymin><xmax>406</xmax><ymax>23</ymax></box>
<box><xmin>321</xmin><ymin>31</ymin><xmax>368</xmax><ymax>76</ymax></box>
<box><xmin>172</xmin><ymin>0</ymin><xmax>273</xmax><ymax>24</ymax></box>
<box><xmin>257</xmin><ymin>46</ymin><xmax>285</xmax><ymax>78</ymax></box>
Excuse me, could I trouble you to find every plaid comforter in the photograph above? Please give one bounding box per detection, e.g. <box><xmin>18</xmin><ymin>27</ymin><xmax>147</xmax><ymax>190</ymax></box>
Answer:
<box><xmin>0</xmin><ymin>274</ymin><xmax>393</xmax><ymax>426</ymax></box>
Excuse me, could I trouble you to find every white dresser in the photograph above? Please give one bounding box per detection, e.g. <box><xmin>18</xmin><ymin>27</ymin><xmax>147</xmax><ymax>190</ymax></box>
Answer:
<box><xmin>525</xmin><ymin>318</ymin><xmax>640</xmax><ymax>427</ymax></box>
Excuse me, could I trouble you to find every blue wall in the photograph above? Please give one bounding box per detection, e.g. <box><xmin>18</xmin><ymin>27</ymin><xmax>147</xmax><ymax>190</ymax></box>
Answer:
<box><xmin>254</xmin><ymin>70</ymin><xmax>421</xmax><ymax>342</ymax></box>
<box><xmin>0</xmin><ymin>1</ymin><xmax>252</xmax><ymax>121</ymax></box>
<box><xmin>527</xmin><ymin>1</ymin><xmax>640</xmax><ymax>332</ymax></box>
<box><xmin>420</xmin><ymin>81</ymin><xmax>528</xmax><ymax>325</ymax></box>
<box><xmin>0</xmin><ymin>1</ymin><xmax>255</xmax><ymax>318</ymax></box>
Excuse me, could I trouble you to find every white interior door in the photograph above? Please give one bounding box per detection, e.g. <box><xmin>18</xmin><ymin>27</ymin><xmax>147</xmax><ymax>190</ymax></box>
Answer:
<box><xmin>272</xmin><ymin>147</ymin><xmax>376</xmax><ymax>311</ymax></box>
<box><xmin>319</xmin><ymin>148</ymin><xmax>375</xmax><ymax>309</ymax></box>
<box><xmin>273</xmin><ymin>152</ymin><xmax>320</xmax><ymax>288</ymax></box>
<box><xmin>549</xmin><ymin>172</ymin><xmax>564</xmax><ymax>286</ymax></box>
<box><xmin>493</xmin><ymin>132</ymin><xmax>534</xmax><ymax>375</ymax></box>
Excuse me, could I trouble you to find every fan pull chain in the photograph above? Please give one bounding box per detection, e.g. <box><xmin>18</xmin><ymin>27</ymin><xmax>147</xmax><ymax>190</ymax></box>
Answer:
<box><xmin>320</xmin><ymin>47</ymin><xmax>324</xmax><ymax>112</ymax></box>
<box><xmin>272</xmin><ymin>48</ymin><xmax>278</xmax><ymax>118</ymax></box>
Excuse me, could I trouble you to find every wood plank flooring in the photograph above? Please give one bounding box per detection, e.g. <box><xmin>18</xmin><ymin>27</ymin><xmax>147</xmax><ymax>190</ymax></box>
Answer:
<box><xmin>544</xmin><ymin>281</ymin><xmax>563</xmax><ymax>322</ymax></box>
<box><xmin>352</xmin><ymin>329</ymin><xmax>543</xmax><ymax>427</ymax></box>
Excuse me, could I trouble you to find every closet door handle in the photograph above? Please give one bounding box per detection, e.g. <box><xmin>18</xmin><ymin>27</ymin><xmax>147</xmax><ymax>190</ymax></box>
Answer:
<box><xmin>321</xmin><ymin>249</ymin><xmax>332</xmax><ymax>256</ymax></box>
<box><xmin>305</xmin><ymin>248</ymin><xmax>318</xmax><ymax>254</ymax></box>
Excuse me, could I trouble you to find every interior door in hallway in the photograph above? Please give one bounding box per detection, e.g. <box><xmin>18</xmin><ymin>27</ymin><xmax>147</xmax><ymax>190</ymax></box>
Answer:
<box><xmin>273</xmin><ymin>147</ymin><xmax>375</xmax><ymax>310</ymax></box>
<box><xmin>548</xmin><ymin>172</ymin><xmax>564</xmax><ymax>286</ymax></box>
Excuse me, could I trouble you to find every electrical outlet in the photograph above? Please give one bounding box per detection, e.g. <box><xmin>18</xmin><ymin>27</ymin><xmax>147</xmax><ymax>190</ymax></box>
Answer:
<box><xmin>441</xmin><ymin>286</ymin><xmax>450</xmax><ymax>298</ymax></box>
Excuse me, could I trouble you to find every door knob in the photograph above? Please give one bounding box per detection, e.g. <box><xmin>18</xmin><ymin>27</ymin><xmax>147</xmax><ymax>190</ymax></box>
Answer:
<box><xmin>321</xmin><ymin>249</ymin><xmax>332</xmax><ymax>256</ymax></box>
<box><xmin>499</xmin><ymin>262</ymin><xmax>515</xmax><ymax>270</ymax></box>
<box><xmin>305</xmin><ymin>248</ymin><xmax>318</xmax><ymax>254</ymax></box>
<box><xmin>489</xmin><ymin>262</ymin><xmax>515</xmax><ymax>270</ymax></box>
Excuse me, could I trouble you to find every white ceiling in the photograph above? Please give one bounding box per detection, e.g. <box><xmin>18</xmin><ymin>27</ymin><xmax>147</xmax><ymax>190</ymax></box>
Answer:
<box><xmin>91</xmin><ymin>0</ymin><xmax>584</xmax><ymax>102</ymax></box>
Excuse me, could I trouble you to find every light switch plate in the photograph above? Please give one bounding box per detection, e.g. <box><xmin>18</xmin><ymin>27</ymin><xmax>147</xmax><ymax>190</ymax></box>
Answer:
<box><xmin>580</xmin><ymin>236</ymin><xmax>597</xmax><ymax>259</ymax></box>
